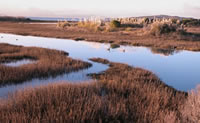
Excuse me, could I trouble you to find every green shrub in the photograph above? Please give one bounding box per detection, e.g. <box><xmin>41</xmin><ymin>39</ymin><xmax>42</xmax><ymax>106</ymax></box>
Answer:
<box><xmin>110</xmin><ymin>20</ymin><xmax>121</xmax><ymax>28</ymax></box>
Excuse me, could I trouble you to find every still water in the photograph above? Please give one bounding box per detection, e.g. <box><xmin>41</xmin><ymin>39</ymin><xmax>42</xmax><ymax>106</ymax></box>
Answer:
<box><xmin>3</xmin><ymin>59</ymin><xmax>35</xmax><ymax>67</ymax></box>
<box><xmin>0</xmin><ymin>33</ymin><xmax>200</xmax><ymax>97</ymax></box>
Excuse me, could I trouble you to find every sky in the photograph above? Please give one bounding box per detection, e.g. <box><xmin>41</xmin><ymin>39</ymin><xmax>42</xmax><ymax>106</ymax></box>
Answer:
<box><xmin>0</xmin><ymin>0</ymin><xmax>200</xmax><ymax>18</ymax></box>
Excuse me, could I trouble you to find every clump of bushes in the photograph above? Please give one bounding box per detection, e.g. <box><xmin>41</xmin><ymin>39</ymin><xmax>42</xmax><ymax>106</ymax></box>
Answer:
<box><xmin>76</xmin><ymin>19</ymin><xmax>141</xmax><ymax>32</ymax></box>
<box><xmin>105</xmin><ymin>20</ymin><xmax>121</xmax><ymax>32</ymax></box>
<box><xmin>57</xmin><ymin>21</ymin><xmax>70</xmax><ymax>29</ymax></box>
<box><xmin>144</xmin><ymin>22</ymin><xmax>186</xmax><ymax>36</ymax></box>
<box><xmin>77</xmin><ymin>21</ymin><xmax>103</xmax><ymax>32</ymax></box>
<box><xmin>181</xmin><ymin>19</ymin><xmax>200</xmax><ymax>26</ymax></box>
<box><xmin>109</xmin><ymin>20</ymin><xmax>121</xmax><ymax>28</ymax></box>
<box><xmin>148</xmin><ymin>23</ymin><xmax>177</xmax><ymax>36</ymax></box>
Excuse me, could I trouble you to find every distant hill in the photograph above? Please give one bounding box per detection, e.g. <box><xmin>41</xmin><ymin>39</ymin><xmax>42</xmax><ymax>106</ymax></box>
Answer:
<box><xmin>0</xmin><ymin>16</ymin><xmax>31</xmax><ymax>22</ymax></box>
<box><xmin>132</xmin><ymin>15</ymin><xmax>194</xmax><ymax>20</ymax></box>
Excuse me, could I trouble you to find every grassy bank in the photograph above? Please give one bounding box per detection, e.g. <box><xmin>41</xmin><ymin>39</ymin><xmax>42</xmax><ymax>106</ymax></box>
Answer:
<box><xmin>0</xmin><ymin>58</ymin><xmax>188</xmax><ymax>122</ymax></box>
<box><xmin>0</xmin><ymin>22</ymin><xmax>200</xmax><ymax>51</ymax></box>
<box><xmin>0</xmin><ymin>43</ymin><xmax>91</xmax><ymax>85</ymax></box>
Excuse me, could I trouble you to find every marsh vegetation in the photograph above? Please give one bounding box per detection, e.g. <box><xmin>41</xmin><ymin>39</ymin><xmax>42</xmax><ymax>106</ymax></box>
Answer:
<box><xmin>1</xmin><ymin>58</ymin><xmax>199</xmax><ymax>122</ymax></box>
<box><xmin>0</xmin><ymin>43</ymin><xmax>91</xmax><ymax>85</ymax></box>
<box><xmin>0</xmin><ymin>16</ymin><xmax>200</xmax><ymax>122</ymax></box>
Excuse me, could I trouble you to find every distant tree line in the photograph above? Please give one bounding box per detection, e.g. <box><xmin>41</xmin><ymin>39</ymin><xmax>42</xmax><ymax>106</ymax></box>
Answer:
<box><xmin>0</xmin><ymin>16</ymin><xmax>31</xmax><ymax>22</ymax></box>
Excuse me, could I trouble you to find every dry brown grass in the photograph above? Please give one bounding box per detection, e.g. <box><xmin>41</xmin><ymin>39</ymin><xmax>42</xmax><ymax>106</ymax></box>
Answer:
<box><xmin>180</xmin><ymin>85</ymin><xmax>200</xmax><ymax>123</ymax></box>
<box><xmin>0</xmin><ymin>83</ymin><xmax>103</xmax><ymax>122</ymax></box>
<box><xmin>0</xmin><ymin>58</ymin><xmax>188</xmax><ymax>122</ymax></box>
<box><xmin>56</xmin><ymin>21</ymin><xmax>70</xmax><ymax>29</ymax></box>
<box><xmin>0</xmin><ymin>43</ymin><xmax>91</xmax><ymax>85</ymax></box>
<box><xmin>90</xmin><ymin>58</ymin><xmax>187</xmax><ymax>122</ymax></box>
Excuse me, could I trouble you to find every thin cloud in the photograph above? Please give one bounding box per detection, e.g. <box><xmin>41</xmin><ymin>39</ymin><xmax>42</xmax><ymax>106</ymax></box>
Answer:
<box><xmin>182</xmin><ymin>4</ymin><xmax>200</xmax><ymax>18</ymax></box>
<box><xmin>0</xmin><ymin>0</ymin><xmax>200</xmax><ymax>18</ymax></box>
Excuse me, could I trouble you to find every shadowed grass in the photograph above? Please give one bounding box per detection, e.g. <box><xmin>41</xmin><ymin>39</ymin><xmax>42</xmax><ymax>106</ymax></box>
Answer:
<box><xmin>0</xmin><ymin>43</ymin><xmax>91</xmax><ymax>85</ymax></box>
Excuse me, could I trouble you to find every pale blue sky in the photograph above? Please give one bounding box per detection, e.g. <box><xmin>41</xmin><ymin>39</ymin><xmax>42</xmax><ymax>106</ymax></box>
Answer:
<box><xmin>0</xmin><ymin>0</ymin><xmax>200</xmax><ymax>18</ymax></box>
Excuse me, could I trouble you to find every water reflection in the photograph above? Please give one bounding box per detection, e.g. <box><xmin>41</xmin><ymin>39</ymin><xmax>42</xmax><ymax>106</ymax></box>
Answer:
<box><xmin>2</xmin><ymin>59</ymin><xmax>35</xmax><ymax>67</ymax></box>
<box><xmin>0</xmin><ymin>33</ymin><xmax>200</xmax><ymax>92</ymax></box>
<box><xmin>150</xmin><ymin>48</ymin><xmax>179</xmax><ymax>56</ymax></box>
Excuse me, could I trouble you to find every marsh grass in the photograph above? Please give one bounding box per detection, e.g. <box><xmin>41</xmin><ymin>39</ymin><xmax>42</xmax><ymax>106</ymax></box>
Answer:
<box><xmin>0</xmin><ymin>43</ymin><xmax>91</xmax><ymax>85</ymax></box>
<box><xmin>180</xmin><ymin>85</ymin><xmax>200</xmax><ymax>123</ymax></box>
<box><xmin>0</xmin><ymin>58</ymin><xmax>189</xmax><ymax>122</ymax></box>
<box><xmin>0</xmin><ymin>82</ymin><xmax>104</xmax><ymax>122</ymax></box>
<box><xmin>0</xmin><ymin>58</ymin><xmax>188</xmax><ymax>122</ymax></box>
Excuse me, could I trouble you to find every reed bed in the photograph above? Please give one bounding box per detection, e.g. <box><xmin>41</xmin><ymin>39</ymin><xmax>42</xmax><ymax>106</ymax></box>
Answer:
<box><xmin>0</xmin><ymin>58</ymin><xmax>188</xmax><ymax>122</ymax></box>
<box><xmin>0</xmin><ymin>43</ymin><xmax>91</xmax><ymax>85</ymax></box>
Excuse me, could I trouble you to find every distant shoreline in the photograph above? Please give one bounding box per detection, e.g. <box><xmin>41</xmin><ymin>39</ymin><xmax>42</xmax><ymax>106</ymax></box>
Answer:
<box><xmin>1</xmin><ymin>15</ymin><xmax>198</xmax><ymax>22</ymax></box>
<box><xmin>29</xmin><ymin>17</ymin><xmax>81</xmax><ymax>22</ymax></box>
<box><xmin>0</xmin><ymin>21</ymin><xmax>200</xmax><ymax>51</ymax></box>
